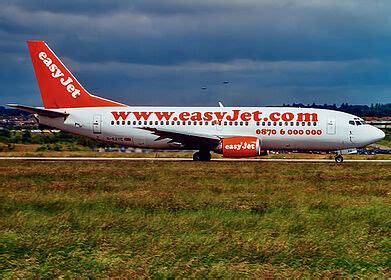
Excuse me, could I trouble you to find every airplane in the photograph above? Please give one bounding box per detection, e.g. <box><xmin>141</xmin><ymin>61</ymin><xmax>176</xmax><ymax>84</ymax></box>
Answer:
<box><xmin>8</xmin><ymin>40</ymin><xmax>385</xmax><ymax>163</ymax></box>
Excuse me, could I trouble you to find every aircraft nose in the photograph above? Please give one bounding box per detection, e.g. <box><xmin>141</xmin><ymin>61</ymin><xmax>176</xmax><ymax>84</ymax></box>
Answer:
<box><xmin>370</xmin><ymin>126</ymin><xmax>385</xmax><ymax>142</ymax></box>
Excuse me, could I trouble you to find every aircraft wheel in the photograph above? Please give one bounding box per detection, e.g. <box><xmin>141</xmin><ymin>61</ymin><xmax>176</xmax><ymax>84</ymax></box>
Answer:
<box><xmin>335</xmin><ymin>154</ymin><xmax>343</xmax><ymax>163</ymax></box>
<box><xmin>193</xmin><ymin>151</ymin><xmax>211</xmax><ymax>161</ymax></box>
<box><xmin>200</xmin><ymin>151</ymin><xmax>212</xmax><ymax>161</ymax></box>
<box><xmin>193</xmin><ymin>152</ymin><xmax>201</xmax><ymax>161</ymax></box>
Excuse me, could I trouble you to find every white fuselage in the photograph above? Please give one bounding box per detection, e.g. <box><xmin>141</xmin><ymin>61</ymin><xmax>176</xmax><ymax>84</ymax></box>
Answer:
<box><xmin>37</xmin><ymin>106</ymin><xmax>385</xmax><ymax>151</ymax></box>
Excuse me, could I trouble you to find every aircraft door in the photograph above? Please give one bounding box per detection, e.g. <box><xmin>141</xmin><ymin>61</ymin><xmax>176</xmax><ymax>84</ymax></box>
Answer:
<box><xmin>326</xmin><ymin>119</ymin><xmax>336</xmax><ymax>135</ymax></box>
<box><xmin>93</xmin><ymin>114</ymin><xmax>102</xmax><ymax>134</ymax></box>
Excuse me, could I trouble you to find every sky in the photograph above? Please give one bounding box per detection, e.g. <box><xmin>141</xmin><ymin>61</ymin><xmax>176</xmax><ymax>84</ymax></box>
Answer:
<box><xmin>0</xmin><ymin>0</ymin><xmax>391</xmax><ymax>107</ymax></box>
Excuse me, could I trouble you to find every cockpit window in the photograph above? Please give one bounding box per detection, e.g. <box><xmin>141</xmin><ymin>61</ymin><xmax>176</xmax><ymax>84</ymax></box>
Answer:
<box><xmin>355</xmin><ymin>121</ymin><xmax>362</xmax><ymax>126</ymax></box>
<box><xmin>349</xmin><ymin>120</ymin><xmax>355</xmax><ymax>125</ymax></box>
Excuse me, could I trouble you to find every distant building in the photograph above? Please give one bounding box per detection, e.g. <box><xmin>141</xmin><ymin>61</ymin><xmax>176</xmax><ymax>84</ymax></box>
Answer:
<box><xmin>363</xmin><ymin>117</ymin><xmax>391</xmax><ymax>129</ymax></box>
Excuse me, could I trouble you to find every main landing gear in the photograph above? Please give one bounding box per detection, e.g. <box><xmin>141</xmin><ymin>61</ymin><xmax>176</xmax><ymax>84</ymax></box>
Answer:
<box><xmin>193</xmin><ymin>150</ymin><xmax>212</xmax><ymax>161</ymax></box>
<box><xmin>335</xmin><ymin>154</ymin><xmax>344</xmax><ymax>163</ymax></box>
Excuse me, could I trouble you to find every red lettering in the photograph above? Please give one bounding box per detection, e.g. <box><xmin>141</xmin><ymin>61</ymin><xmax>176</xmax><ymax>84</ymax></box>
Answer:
<box><xmin>269</xmin><ymin>112</ymin><xmax>280</xmax><ymax>122</ymax></box>
<box><xmin>203</xmin><ymin>112</ymin><xmax>213</xmax><ymax>121</ymax></box>
<box><xmin>132</xmin><ymin>111</ymin><xmax>153</xmax><ymax>121</ymax></box>
<box><xmin>111</xmin><ymin>111</ymin><xmax>130</xmax><ymax>121</ymax></box>
<box><xmin>155</xmin><ymin>111</ymin><xmax>174</xmax><ymax>121</ymax></box>
<box><xmin>226</xmin><ymin>110</ymin><xmax>240</xmax><ymax>121</ymax></box>
<box><xmin>214</xmin><ymin>111</ymin><xmax>227</xmax><ymax>121</ymax></box>
<box><xmin>281</xmin><ymin>112</ymin><xmax>294</xmax><ymax>122</ymax></box>
<box><xmin>240</xmin><ymin>112</ymin><xmax>252</xmax><ymax>121</ymax></box>
<box><xmin>190</xmin><ymin>112</ymin><xmax>202</xmax><ymax>121</ymax></box>
<box><xmin>252</xmin><ymin>111</ymin><xmax>263</xmax><ymax>121</ymax></box>
<box><xmin>297</xmin><ymin>112</ymin><xmax>318</xmax><ymax>122</ymax></box>
<box><xmin>179</xmin><ymin>112</ymin><xmax>190</xmax><ymax>121</ymax></box>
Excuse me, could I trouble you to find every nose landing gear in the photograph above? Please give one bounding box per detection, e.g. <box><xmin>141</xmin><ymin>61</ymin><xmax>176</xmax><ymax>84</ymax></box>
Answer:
<box><xmin>193</xmin><ymin>150</ymin><xmax>212</xmax><ymax>161</ymax></box>
<box><xmin>335</xmin><ymin>154</ymin><xmax>344</xmax><ymax>163</ymax></box>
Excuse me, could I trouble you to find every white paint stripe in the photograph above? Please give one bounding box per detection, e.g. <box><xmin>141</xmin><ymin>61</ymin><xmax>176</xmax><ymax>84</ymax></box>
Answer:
<box><xmin>0</xmin><ymin>157</ymin><xmax>390</xmax><ymax>163</ymax></box>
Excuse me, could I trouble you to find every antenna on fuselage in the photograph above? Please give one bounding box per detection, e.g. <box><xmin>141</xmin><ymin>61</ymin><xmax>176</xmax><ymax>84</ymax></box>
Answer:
<box><xmin>218</xmin><ymin>101</ymin><xmax>224</xmax><ymax>108</ymax></box>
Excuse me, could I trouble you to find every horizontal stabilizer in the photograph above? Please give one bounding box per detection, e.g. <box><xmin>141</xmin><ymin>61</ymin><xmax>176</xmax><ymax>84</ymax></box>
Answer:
<box><xmin>7</xmin><ymin>104</ymin><xmax>69</xmax><ymax>118</ymax></box>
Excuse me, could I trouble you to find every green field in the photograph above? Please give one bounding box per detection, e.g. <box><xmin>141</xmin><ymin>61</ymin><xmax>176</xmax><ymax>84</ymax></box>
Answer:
<box><xmin>0</xmin><ymin>161</ymin><xmax>390</xmax><ymax>278</ymax></box>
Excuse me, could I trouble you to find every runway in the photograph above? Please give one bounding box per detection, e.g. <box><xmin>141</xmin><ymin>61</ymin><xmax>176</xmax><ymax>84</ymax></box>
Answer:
<box><xmin>0</xmin><ymin>157</ymin><xmax>390</xmax><ymax>163</ymax></box>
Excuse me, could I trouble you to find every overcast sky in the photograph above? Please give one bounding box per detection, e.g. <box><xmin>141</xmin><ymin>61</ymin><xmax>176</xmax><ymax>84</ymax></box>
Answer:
<box><xmin>1</xmin><ymin>0</ymin><xmax>391</xmax><ymax>107</ymax></box>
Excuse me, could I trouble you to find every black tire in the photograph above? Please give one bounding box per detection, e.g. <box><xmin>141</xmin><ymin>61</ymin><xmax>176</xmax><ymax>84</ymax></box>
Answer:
<box><xmin>200</xmin><ymin>151</ymin><xmax>212</xmax><ymax>161</ymax></box>
<box><xmin>335</xmin><ymin>155</ymin><xmax>343</xmax><ymax>163</ymax></box>
<box><xmin>193</xmin><ymin>152</ymin><xmax>201</xmax><ymax>161</ymax></box>
<box><xmin>193</xmin><ymin>151</ymin><xmax>211</xmax><ymax>161</ymax></box>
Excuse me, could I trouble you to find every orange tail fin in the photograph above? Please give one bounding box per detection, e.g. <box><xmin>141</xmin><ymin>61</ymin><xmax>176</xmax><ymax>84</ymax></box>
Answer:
<box><xmin>27</xmin><ymin>40</ymin><xmax>125</xmax><ymax>108</ymax></box>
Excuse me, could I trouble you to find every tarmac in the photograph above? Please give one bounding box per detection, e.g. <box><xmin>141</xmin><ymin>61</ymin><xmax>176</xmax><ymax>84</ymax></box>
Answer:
<box><xmin>0</xmin><ymin>157</ymin><xmax>390</xmax><ymax>163</ymax></box>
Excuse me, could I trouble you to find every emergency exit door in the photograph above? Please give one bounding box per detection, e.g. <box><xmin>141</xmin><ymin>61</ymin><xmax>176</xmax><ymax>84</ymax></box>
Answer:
<box><xmin>93</xmin><ymin>115</ymin><xmax>102</xmax><ymax>134</ymax></box>
<box><xmin>326</xmin><ymin>119</ymin><xmax>336</xmax><ymax>134</ymax></box>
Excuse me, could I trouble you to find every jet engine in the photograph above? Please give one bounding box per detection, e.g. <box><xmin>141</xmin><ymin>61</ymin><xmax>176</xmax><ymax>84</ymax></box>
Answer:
<box><xmin>214</xmin><ymin>136</ymin><xmax>262</xmax><ymax>157</ymax></box>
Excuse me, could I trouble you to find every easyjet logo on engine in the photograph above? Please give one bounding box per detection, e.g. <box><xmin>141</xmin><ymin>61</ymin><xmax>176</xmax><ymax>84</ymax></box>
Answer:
<box><xmin>224</xmin><ymin>142</ymin><xmax>256</xmax><ymax>151</ymax></box>
<box><xmin>38</xmin><ymin>52</ymin><xmax>81</xmax><ymax>99</ymax></box>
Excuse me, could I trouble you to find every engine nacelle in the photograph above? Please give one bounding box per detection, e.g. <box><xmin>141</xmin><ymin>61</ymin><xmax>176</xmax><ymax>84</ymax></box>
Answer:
<box><xmin>214</xmin><ymin>136</ymin><xmax>262</xmax><ymax>157</ymax></box>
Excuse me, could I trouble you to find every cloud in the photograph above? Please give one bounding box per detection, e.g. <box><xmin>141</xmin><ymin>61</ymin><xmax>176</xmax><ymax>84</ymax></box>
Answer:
<box><xmin>0</xmin><ymin>0</ymin><xmax>390</xmax><ymax>106</ymax></box>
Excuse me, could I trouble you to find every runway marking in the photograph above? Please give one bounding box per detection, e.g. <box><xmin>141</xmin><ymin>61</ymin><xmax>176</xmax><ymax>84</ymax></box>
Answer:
<box><xmin>0</xmin><ymin>157</ymin><xmax>390</xmax><ymax>163</ymax></box>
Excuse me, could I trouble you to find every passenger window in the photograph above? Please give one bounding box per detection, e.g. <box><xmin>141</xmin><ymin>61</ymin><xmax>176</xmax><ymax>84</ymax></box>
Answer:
<box><xmin>128</xmin><ymin>121</ymin><xmax>131</xmax><ymax>125</ymax></box>
<box><xmin>262</xmin><ymin>122</ymin><xmax>265</xmax><ymax>126</ymax></box>
<box><xmin>193</xmin><ymin>121</ymin><xmax>197</xmax><ymax>125</ymax></box>
<box><xmin>138</xmin><ymin>121</ymin><xmax>142</xmax><ymax>125</ymax></box>
<box><xmin>166</xmin><ymin>121</ymin><xmax>170</xmax><ymax>125</ymax></box>
<box><xmin>172</xmin><ymin>121</ymin><xmax>175</xmax><ymax>125</ymax></box>
<box><xmin>267</xmin><ymin>122</ymin><xmax>271</xmax><ymax>126</ymax></box>
<box><xmin>256</xmin><ymin>122</ymin><xmax>260</xmax><ymax>126</ymax></box>
<box><xmin>177</xmin><ymin>121</ymin><xmax>180</xmax><ymax>125</ymax></box>
<box><xmin>160</xmin><ymin>121</ymin><xmax>164</xmax><ymax>125</ymax></box>
<box><xmin>205</xmin><ymin>122</ymin><xmax>208</xmax><ymax>126</ymax></box>
<box><xmin>234</xmin><ymin>122</ymin><xmax>238</xmax><ymax>126</ymax></box>
<box><xmin>290</xmin><ymin>122</ymin><xmax>294</xmax><ymax>126</ymax></box>
<box><xmin>302</xmin><ymin>122</ymin><xmax>305</xmax><ymax>126</ymax></box>
<box><xmin>245</xmin><ymin>122</ymin><xmax>249</xmax><ymax>126</ymax></box>
<box><xmin>111</xmin><ymin>121</ymin><xmax>114</xmax><ymax>125</ymax></box>
<box><xmin>182</xmin><ymin>121</ymin><xmax>186</xmax><ymax>125</ymax></box>
<box><xmin>224</xmin><ymin>121</ymin><xmax>227</xmax><ymax>126</ymax></box>
<box><xmin>133</xmin><ymin>121</ymin><xmax>136</xmax><ymax>125</ymax></box>
<box><xmin>188</xmin><ymin>121</ymin><xmax>191</xmax><ymax>125</ymax></box>
<box><xmin>144</xmin><ymin>121</ymin><xmax>147</xmax><ymax>125</ymax></box>
<box><xmin>285</xmin><ymin>122</ymin><xmax>288</xmax><ymax>126</ymax></box>
<box><xmin>307</xmin><ymin>122</ymin><xmax>311</xmax><ymax>126</ymax></box>
<box><xmin>279</xmin><ymin>122</ymin><xmax>283</xmax><ymax>126</ymax></box>
<box><xmin>155</xmin><ymin>121</ymin><xmax>158</xmax><ymax>125</ymax></box>
<box><xmin>296</xmin><ymin>122</ymin><xmax>299</xmax><ymax>126</ymax></box>
<box><xmin>240</xmin><ymin>122</ymin><xmax>243</xmax><ymax>126</ymax></box>
<box><xmin>149</xmin><ymin>121</ymin><xmax>153</xmax><ymax>125</ymax></box>
<box><xmin>313</xmin><ymin>122</ymin><xmax>317</xmax><ymax>126</ymax></box>
<box><xmin>229</xmin><ymin>121</ymin><xmax>233</xmax><ymax>126</ymax></box>
<box><xmin>273</xmin><ymin>122</ymin><xmax>277</xmax><ymax>126</ymax></box>
<box><xmin>199</xmin><ymin>121</ymin><xmax>203</xmax><ymax>126</ymax></box>
<box><xmin>117</xmin><ymin>121</ymin><xmax>120</xmax><ymax>125</ymax></box>
<box><xmin>122</xmin><ymin>121</ymin><xmax>126</xmax><ymax>125</ymax></box>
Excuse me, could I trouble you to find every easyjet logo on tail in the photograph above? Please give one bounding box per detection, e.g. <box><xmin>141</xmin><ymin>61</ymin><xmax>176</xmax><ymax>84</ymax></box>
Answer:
<box><xmin>38</xmin><ymin>52</ymin><xmax>81</xmax><ymax>99</ymax></box>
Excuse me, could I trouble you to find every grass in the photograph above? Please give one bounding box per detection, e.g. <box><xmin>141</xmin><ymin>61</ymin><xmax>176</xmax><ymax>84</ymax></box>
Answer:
<box><xmin>0</xmin><ymin>161</ymin><xmax>390</xmax><ymax>278</ymax></box>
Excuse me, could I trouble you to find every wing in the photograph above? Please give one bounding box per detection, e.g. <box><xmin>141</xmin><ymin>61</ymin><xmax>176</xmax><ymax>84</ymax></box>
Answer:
<box><xmin>7</xmin><ymin>104</ymin><xmax>69</xmax><ymax>118</ymax></box>
<box><xmin>139</xmin><ymin>127</ymin><xmax>220</xmax><ymax>150</ymax></box>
